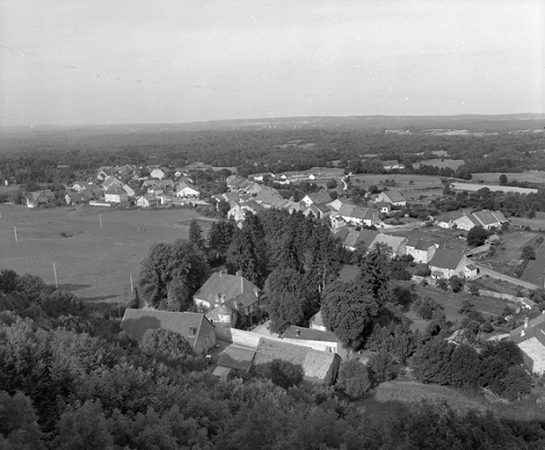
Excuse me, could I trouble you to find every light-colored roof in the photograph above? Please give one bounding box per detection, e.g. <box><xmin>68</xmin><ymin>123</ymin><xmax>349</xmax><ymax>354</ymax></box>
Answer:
<box><xmin>383</xmin><ymin>190</ymin><xmax>406</xmax><ymax>203</ymax></box>
<box><xmin>253</xmin><ymin>338</ymin><xmax>339</xmax><ymax>381</ymax></box>
<box><xmin>371</xmin><ymin>234</ymin><xmax>407</xmax><ymax>255</ymax></box>
<box><xmin>282</xmin><ymin>326</ymin><xmax>338</xmax><ymax>342</ymax></box>
<box><xmin>194</xmin><ymin>272</ymin><xmax>261</xmax><ymax>308</ymax></box>
<box><xmin>305</xmin><ymin>191</ymin><xmax>332</xmax><ymax>205</ymax></box>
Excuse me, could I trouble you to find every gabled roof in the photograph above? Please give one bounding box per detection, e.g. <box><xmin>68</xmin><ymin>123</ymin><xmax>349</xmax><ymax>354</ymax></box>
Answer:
<box><xmin>383</xmin><ymin>190</ymin><xmax>406</xmax><ymax>203</ymax></box>
<box><xmin>343</xmin><ymin>230</ymin><xmax>361</xmax><ymax>248</ymax></box>
<box><xmin>120</xmin><ymin>309</ymin><xmax>213</xmax><ymax>349</ymax></box>
<box><xmin>254</xmin><ymin>187</ymin><xmax>283</xmax><ymax>205</ymax></box>
<box><xmin>509</xmin><ymin>314</ymin><xmax>545</xmax><ymax>346</ymax></box>
<box><xmin>435</xmin><ymin>211</ymin><xmax>464</xmax><ymax>222</ymax></box>
<box><xmin>428</xmin><ymin>248</ymin><xmax>465</xmax><ymax>270</ymax></box>
<box><xmin>309</xmin><ymin>310</ymin><xmax>325</xmax><ymax>328</ymax></box>
<box><xmin>305</xmin><ymin>191</ymin><xmax>332</xmax><ymax>205</ymax></box>
<box><xmin>194</xmin><ymin>272</ymin><xmax>261</xmax><ymax>308</ymax></box>
<box><xmin>338</xmin><ymin>205</ymin><xmax>376</xmax><ymax>221</ymax></box>
<box><xmin>253</xmin><ymin>338</ymin><xmax>339</xmax><ymax>381</ymax></box>
<box><xmin>456</xmin><ymin>213</ymin><xmax>480</xmax><ymax>227</ymax></box>
<box><xmin>472</xmin><ymin>210</ymin><xmax>504</xmax><ymax>226</ymax></box>
<box><xmin>105</xmin><ymin>187</ymin><xmax>127</xmax><ymax>195</ymax></box>
<box><xmin>356</xmin><ymin>229</ymin><xmax>380</xmax><ymax>248</ymax></box>
<box><xmin>382</xmin><ymin>160</ymin><xmax>400</xmax><ymax>167</ymax></box>
<box><xmin>371</xmin><ymin>234</ymin><xmax>407</xmax><ymax>255</ymax></box>
<box><xmin>282</xmin><ymin>326</ymin><xmax>338</xmax><ymax>343</ymax></box>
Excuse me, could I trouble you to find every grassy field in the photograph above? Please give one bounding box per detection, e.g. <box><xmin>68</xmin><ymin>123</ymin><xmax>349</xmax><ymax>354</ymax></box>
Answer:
<box><xmin>0</xmin><ymin>204</ymin><xmax>214</xmax><ymax>305</ymax></box>
<box><xmin>359</xmin><ymin>380</ymin><xmax>487</xmax><ymax>417</ymax></box>
<box><xmin>472</xmin><ymin>171</ymin><xmax>545</xmax><ymax>184</ymax></box>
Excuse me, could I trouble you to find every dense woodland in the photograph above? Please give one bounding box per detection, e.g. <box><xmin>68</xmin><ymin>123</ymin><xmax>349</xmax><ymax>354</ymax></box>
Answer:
<box><xmin>2</xmin><ymin>262</ymin><xmax>545</xmax><ymax>448</ymax></box>
<box><xmin>0</xmin><ymin>115</ymin><xmax>544</xmax><ymax>185</ymax></box>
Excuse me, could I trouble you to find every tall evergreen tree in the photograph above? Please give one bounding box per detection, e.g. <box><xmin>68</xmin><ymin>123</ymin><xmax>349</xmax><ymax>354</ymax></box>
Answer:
<box><xmin>356</xmin><ymin>243</ymin><xmax>391</xmax><ymax>305</ymax></box>
<box><xmin>207</xmin><ymin>219</ymin><xmax>236</xmax><ymax>265</ymax></box>
<box><xmin>226</xmin><ymin>226</ymin><xmax>267</xmax><ymax>287</ymax></box>
<box><xmin>188</xmin><ymin>219</ymin><xmax>205</xmax><ymax>253</ymax></box>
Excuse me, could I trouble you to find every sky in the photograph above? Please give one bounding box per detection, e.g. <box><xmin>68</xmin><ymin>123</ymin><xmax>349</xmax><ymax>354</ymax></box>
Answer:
<box><xmin>0</xmin><ymin>0</ymin><xmax>543</xmax><ymax>126</ymax></box>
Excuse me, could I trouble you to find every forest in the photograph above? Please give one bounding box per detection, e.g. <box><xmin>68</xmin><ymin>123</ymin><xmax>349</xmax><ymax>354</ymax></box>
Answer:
<box><xmin>0</xmin><ymin>114</ymin><xmax>544</xmax><ymax>185</ymax></box>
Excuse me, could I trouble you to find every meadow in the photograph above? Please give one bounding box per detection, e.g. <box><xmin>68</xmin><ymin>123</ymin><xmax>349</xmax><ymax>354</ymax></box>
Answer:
<box><xmin>0</xmin><ymin>204</ymin><xmax>213</xmax><ymax>305</ymax></box>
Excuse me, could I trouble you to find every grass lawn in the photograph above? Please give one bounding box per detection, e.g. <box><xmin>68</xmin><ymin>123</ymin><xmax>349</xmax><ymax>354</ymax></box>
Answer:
<box><xmin>0</xmin><ymin>204</ymin><xmax>214</xmax><ymax>305</ymax></box>
<box><xmin>359</xmin><ymin>380</ymin><xmax>487</xmax><ymax>417</ymax></box>
<box><xmin>403</xmin><ymin>282</ymin><xmax>512</xmax><ymax>322</ymax></box>
<box><xmin>473</xmin><ymin>171</ymin><xmax>545</xmax><ymax>185</ymax></box>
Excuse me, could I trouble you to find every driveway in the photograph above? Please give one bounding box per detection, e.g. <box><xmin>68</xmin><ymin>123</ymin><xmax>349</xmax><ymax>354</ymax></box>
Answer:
<box><xmin>475</xmin><ymin>264</ymin><xmax>540</xmax><ymax>290</ymax></box>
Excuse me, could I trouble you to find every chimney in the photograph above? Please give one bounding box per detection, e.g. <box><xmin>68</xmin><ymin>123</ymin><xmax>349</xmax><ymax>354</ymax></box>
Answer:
<box><xmin>524</xmin><ymin>317</ymin><xmax>529</xmax><ymax>329</ymax></box>
<box><xmin>189</xmin><ymin>326</ymin><xmax>196</xmax><ymax>337</ymax></box>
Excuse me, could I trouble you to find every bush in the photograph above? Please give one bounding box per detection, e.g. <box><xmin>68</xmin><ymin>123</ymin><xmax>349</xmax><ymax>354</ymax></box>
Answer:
<box><xmin>449</xmin><ymin>275</ymin><xmax>464</xmax><ymax>293</ymax></box>
<box><xmin>521</xmin><ymin>245</ymin><xmax>536</xmax><ymax>261</ymax></box>
<box><xmin>368</xmin><ymin>351</ymin><xmax>397</xmax><ymax>383</ymax></box>
<box><xmin>336</xmin><ymin>359</ymin><xmax>371</xmax><ymax>399</ymax></box>
<box><xmin>413</xmin><ymin>297</ymin><xmax>444</xmax><ymax>320</ymax></box>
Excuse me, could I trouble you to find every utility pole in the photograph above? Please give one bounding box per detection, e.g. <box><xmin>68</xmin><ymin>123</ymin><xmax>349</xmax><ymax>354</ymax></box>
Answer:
<box><xmin>99</xmin><ymin>214</ymin><xmax>103</xmax><ymax>228</ymax></box>
<box><xmin>130</xmin><ymin>273</ymin><xmax>134</xmax><ymax>292</ymax></box>
<box><xmin>13</xmin><ymin>226</ymin><xmax>18</xmax><ymax>243</ymax></box>
<box><xmin>52</xmin><ymin>262</ymin><xmax>58</xmax><ymax>288</ymax></box>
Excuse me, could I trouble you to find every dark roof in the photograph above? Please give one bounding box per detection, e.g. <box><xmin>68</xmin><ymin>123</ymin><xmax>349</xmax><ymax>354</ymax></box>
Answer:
<box><xmin>356</xmin><ymin>229</ymin><xmax>379</xmax><ymax>248</ymax></box>
<box><xmin>120</xmin><ymin>309</ymin><xmax>212</xmax><ymax>349</ymax></box>
<box><xmin>509</xmin><ymin>314</ymin><xmax>545</xmax><ymax>346</ymax></box>
<box><xmin>428</xmin><ymin>248</ymin><xmax>465</xmax><ymax>270</ymax></box>
<box><xmin>216</xmin><ymin>345</ymin><xmax>256</xmax><ymax>372</ymax></box>
<box><xmin>194</xmin><ymin>272</ymin><xmax>261</xmax><ymax>308</ymax></box>
<box><xmin>282</xmin><ymin>326</ymin><xmax>337</xmax><ymax>342</ymax></box>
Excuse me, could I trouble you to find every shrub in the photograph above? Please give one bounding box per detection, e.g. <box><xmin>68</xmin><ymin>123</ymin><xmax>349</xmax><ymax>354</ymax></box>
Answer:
<box><xmin>368</xmin><ymin>351</ymin><xmax>397</xmax><ymax>383</ymax></box>
<box><xmin>521</xmin><ymin>245</ymin><xmax>536</xmax><ymax>261</ymax></box>
<box><xmin>449</xmin><ymin>276</ymin><xmax>464</xmax><ymax>293</ymax></box>
<box><xmin>336</xmin><ymin>359</ymin><xmax>371</xmax><ymax>399</ymax></box>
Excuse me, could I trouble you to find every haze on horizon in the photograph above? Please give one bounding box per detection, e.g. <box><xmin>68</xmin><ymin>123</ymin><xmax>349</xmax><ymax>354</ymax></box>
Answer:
<box><xmin>0</xmin><ymin>0</ymin><xmax>543</xmax><ymax>127</ymax></box>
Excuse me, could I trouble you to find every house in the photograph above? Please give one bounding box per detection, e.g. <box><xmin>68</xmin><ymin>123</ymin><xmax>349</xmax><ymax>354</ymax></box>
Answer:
<box><xmin>282</xmin><ymin>326</ymin><xmax>339</xmax><ymax>354</ymax></box>
<box><xmin>120</xmin><ymin>308</ymin><xmax>216</xmax><ymax>355</ymax></box>
<box><xmin>434</xmin><ymin>211</ymin><xmax>464</xmax><ymax>229</ymax></box>
<box><xmin>104</xmin><ymin>188</ymin><xmax>128</xmax><ymax>203</ymax></box>
<box><xmin>194</xmin><ymin>271</ymin><xmax>262</xmax><ymax>317</ymax></box>
<box><xmin>374</xmin><ymin>191</ymin><xmax>407</xmax><ymax>206</ymax></box>
<box><xmin>25</xmin><ymin>190</ymin><xmax>54</xmax><ymax>208</ymax></box>
<box><xmin>253</xmin><ymin>338</ymin><xmax>341</xmax><ymax>386</ymax></box>
<box><xmin>175</xmin><ymin>182</ymin><xmax>200</xmax><ymax>199</ymax></box>
<box><xmin>136</xmin><ymin>194</ymin><xmax>159</xmax><ymax>208</ymax></box>
<box><xmin>464</xmin><ymin>264</ymin><xmax>480</xmax><ymax>279</ymax></box>
<box><xmin>150</xmin><ymin>168</ymin><xmax>167</xmax><ymax>180</ymax></box>
<box><xmin>122</xmin><ymin>184</ymin><xmax>136</xmax><ymax>197</ymax></box>
<box><xmin>405</xmin><ymin>238</ymin><xmax>437</xmax><ymax>264</ymax></box>
<box><xmin>453</xmin><ymin>213</ymin><xmax>481</xmax><ymax>231</ymax></box>
<box><xmin>509</xmin><ymin>313</ymin><xmax>545</xmax><ymax>375</ymax></box>
<box><xmin>253</xmin><ymin>187</ymin><xmax>283</xmax><ymax>207</ymax></box>
<box><xmin>472</xmin><ymin>210</ymin><xmax>508</xmax><ymax>230</ymax></box>
<box><xmin>213</xmin><ymin>345</ymin><xmax>256</xmax><ymax>378</ymax></box>
<box><xmin>102</xmin><ymin>175</ymin><xmax>124</xmax><ymax>191</ymax></box>
<box><xmin>375</xmin><ymin>201</ymin><xmax>391</xmax><ymax>214</ymax></box>
<box><xmin>227</xmin><ymin>200</ymin><xmax>264</xmax><ymax>223</ymax></box>
<box><xmin>72</xmin><ymin>181</ymin><xmax>96</xmax><ymax>192</ymax></box>
<box><xmin>303</xmin><ymin>203</ymin><xmax>331</xmax><ymax>220</ymax></box>
<box><xmin>300</xmin><ymin>191</ymin><xmax>332</xmax><ymax>208</ymax></box>
<box><xmin>336</xmin><ymin>204</ymin><xmax>380</xmax><ymax>227</ymax></box>
<box><xmin>382</xmin><ymin>160</ymin><xmax>405</xmax><ymax>171</ymax></box>
<box><xmin>428</xmin><ymin>249</ymin><xmax>471</xmax><ymax>279</ymax></box>
<box><xmin>370</xmin><ymin>234</ymin><xmax>408</xmax><ymax>258</ymax></box>
<box><xmin>65</xmin><ymin>191</ymin><xmax>94</xmax><ymax>206</ymax></box>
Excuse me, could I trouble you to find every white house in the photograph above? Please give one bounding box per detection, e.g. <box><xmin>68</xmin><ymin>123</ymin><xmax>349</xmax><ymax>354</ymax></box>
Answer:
<box><xmin>136</xmin><ymin>194</ymin><xmax>159</xmax><ymax>208</ymax></box>
<box><xmin>374</xmin><ymin>191</ymin><xmax>407</xmax><ymax>206</ymax></box>
<box><xmin>104</xmin><ymin>188</ymin><xmax>128</xmax><ymax>203</ymax></box>
<box><xmin>175</xmin><ymin>182</ymin><xmax>200</xmax><ymax>199</ymax></box>
<box><xmin>405</xmin><ymin>238</ymin><xmax>437</xmax><ymax>264</ymax></box>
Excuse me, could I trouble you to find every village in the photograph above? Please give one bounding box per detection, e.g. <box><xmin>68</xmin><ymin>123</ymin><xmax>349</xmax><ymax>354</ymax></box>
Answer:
<box><xmin>30</xmin><ymin>160</ymin><xmax>542</xmax><ymax>386</ymax></box>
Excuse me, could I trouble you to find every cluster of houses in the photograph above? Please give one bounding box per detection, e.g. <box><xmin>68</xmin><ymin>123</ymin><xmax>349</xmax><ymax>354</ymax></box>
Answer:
<box><xmin>217</xmin><ymin>175</ymin><xmax>408</xmax><ymax>229</ymax></box>
<box><xmin>25</xmin><ymin>165</ymin><xmax>203</xmax><ymax>208</ymax></box>
<box><xmin>121</xmin><ymin>269</ymin><xmax>343</xmax><ymax>385</ymax></box>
